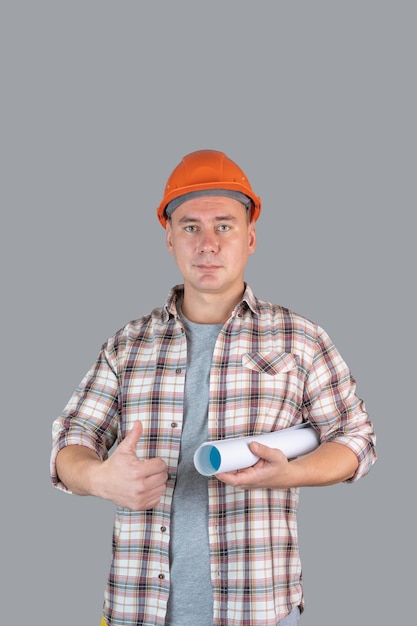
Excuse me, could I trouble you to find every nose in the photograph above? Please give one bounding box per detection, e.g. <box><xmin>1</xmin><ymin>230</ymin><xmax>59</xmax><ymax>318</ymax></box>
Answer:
<box><xmin>198</xmin><ymin>231</ymin><xmax>219</xmax><ymax>254</ymax></box>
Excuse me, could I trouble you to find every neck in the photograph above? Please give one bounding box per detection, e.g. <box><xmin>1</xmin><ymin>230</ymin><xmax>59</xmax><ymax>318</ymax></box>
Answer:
<box><xmin>181</xmin><ymin>286</ymin><xmax>245</xmax><ymax>324</ymax></box>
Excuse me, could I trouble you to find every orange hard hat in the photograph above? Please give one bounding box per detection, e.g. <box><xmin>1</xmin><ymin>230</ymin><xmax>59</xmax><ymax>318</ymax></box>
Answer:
<box><xmin>156</xmin><ymin>149</ymin><xmax>262</xmax><ymax>228</ymax></box>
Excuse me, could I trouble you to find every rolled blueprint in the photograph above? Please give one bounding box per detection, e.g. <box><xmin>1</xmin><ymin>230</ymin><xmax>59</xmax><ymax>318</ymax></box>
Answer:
<box><xmin>193</xmin><ymin>423</ymin><xmax>320</xmax><ymax>476</ymax></box>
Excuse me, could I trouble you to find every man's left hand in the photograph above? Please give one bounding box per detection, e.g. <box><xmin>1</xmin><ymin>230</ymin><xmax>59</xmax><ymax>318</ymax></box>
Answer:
<box><xmin>215</xmin><ymin>441</ymin><xmax>292</xmax><ymax>489</ymax></box>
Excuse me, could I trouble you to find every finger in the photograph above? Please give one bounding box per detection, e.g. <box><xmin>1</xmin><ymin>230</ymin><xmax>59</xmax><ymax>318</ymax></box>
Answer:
<box><xmin>140</xmin><ymin>457</ymin><xmax>169</xmax><ymax>480</ymax></box>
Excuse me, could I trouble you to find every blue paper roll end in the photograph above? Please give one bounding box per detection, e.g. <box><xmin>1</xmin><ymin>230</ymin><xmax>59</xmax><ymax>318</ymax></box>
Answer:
<box><xmin>194</xmin><ymin>444</ymin><xmax>222</xmax><ymax>476</ymax></box>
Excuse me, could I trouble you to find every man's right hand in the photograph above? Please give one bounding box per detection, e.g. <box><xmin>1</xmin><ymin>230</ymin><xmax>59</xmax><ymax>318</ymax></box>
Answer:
<box><xmin>56</xmin><ymin>421</ymin><xmax>169</xmax><ymax>510</ymax></box>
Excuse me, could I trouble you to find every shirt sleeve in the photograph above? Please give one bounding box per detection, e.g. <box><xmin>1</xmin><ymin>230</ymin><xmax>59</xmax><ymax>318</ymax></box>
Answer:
<box><xmin>302</xmin><ymin>326</ymin><xmax>377</xmax><ymax>482</ymax></box>
<box><xmin>50</xmin><ymin>343</ymin><xmax>120</xmax><ymax>492</ymax></box>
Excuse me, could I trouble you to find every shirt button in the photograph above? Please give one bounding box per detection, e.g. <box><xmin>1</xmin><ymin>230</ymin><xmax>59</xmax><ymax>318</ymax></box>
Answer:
<box><xmin>175</xmin><ymin>368</ymin><xmax>182</xmax><ymax>374</ymax></box>
<box><xmin>158</xmin><ymin>573</ymin><xmax>165</xmax><ymax>580</ymax></box>
<box><xmin>160</xmin><ymin>526</ymin><xmax>167</xmax><ymax>533</ymax></box>
<box><xmin>171</xmin><ymin>422</ymin><xmax>177</xmax><ymax>428</ymax></box>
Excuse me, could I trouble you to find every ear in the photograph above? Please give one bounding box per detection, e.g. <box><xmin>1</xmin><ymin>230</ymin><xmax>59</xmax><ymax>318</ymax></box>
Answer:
<box><xmin>166</xmin><ymin>220</ymin><xmax>174</xmax><ymax>254</ymax></box>
<box><xmin>248</xmin><ymin>222</ymin><xmax>257</xmax><ymax>255</ymax></box>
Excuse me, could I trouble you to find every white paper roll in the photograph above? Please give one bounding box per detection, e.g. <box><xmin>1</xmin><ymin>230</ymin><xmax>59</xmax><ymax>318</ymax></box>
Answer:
<box><xmin>193</xmin><ymin>423</ymin><xmax>320</xmax><ymax>476</ymax></box>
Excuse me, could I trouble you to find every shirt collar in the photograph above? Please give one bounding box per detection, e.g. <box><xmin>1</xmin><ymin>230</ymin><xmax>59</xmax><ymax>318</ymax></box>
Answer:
<box><xmin>161</xmin><ymin>283</ymin><xmax>259</xmax><ymax>322</ymax></box>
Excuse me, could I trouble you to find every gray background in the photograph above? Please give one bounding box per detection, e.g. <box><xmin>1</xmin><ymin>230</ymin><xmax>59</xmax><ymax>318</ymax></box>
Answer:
<box><xmin>1</xmin><ymin>1</ymin><xmax>415</xmax><ymax>624</ymax></box>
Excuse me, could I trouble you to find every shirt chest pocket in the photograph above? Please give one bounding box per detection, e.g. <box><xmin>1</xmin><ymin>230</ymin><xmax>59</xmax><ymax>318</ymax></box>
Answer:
<box><xmin>240</xmin><ymin>351</ymin><xmax>301</xmax><ymax>431</ymax></box>
<box><xmin>242</xmin><ymin>351</ymin><xmax>297</xmax><ymax>375</ymax></box>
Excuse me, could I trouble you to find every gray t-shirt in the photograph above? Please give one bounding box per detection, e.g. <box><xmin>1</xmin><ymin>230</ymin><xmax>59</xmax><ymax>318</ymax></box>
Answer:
<box><xmin>165</xmin><ymin>312</ymin><xmax>222</xmax><ymax>626</ymax></box>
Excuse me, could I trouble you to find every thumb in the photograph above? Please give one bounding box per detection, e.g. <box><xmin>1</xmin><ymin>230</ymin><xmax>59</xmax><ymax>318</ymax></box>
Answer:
<box><xmin>121</xmin><ymin>420</ymin><xmax>143</xmax><ymax>452</ymax></box>
<box><xmin>249</xmin><ymin>441</ymin><xmax>284</xmax><ymax>462</ymax></box>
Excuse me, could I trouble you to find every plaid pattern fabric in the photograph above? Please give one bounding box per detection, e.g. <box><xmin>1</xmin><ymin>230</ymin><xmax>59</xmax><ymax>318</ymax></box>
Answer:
<box><xmin>51</xmin><ymin>284</ymin><xmax>376</xmax><ymax>626</ymax></box>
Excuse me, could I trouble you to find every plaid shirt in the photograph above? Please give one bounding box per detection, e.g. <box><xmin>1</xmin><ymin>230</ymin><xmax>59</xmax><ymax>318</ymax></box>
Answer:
<box><xmin>51</xmin><ymin>284</ymin><xmax>376</xmax><ymax>626</ymax></box>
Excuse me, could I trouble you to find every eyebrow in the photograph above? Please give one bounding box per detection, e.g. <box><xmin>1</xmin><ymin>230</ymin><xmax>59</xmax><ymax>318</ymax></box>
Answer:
<box><xmin>177</xmin><ymin>214</ymin><xmax>238</xmax><ymax>224</ymax></box>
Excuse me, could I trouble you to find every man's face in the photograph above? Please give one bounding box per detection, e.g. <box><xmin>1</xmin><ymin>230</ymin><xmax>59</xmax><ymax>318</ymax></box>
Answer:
<box><xmin>166</xmin><ymin>195</ymin><xmax>256</xmax><ymax>299</ymax></box>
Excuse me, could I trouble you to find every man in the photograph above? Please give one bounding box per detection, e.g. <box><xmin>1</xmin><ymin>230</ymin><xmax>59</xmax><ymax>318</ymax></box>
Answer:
<box><xmin>51</xmin><ymin>149</ymin><xmax>376</xmax><ymax>626</ymax></box>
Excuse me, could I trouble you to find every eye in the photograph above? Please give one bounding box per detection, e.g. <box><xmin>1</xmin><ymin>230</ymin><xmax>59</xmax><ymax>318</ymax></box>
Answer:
<box><xmin>184</xmin><ymin>225</ymin><xmax>198</xmax><ymax>232</ymax></box>
<box><xmin>217</xmin><ymin>224</ymin><xmax>231</xmax><ymax>232</ymax></box>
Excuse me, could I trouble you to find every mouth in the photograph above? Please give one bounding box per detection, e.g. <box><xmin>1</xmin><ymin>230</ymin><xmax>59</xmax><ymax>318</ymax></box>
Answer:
<box><xmin>195</xmin><ymin>264</ymin><xmax>222</xmax><ymax>271</ymax></box>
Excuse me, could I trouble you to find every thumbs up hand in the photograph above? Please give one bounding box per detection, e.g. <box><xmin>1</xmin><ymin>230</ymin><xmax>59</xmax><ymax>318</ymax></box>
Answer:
<box><xmin>93</xmin><ymin>421</ymin><xmax>168</xmax><ymax>510</ymax></box>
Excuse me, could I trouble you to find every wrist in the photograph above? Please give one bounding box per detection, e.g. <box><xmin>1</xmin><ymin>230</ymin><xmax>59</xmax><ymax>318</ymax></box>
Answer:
<box><xmin>85</xmin><ymin>457</ymin><xmax>107</xmax><ymax>498</ymax></box>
